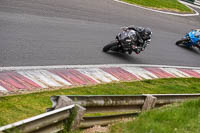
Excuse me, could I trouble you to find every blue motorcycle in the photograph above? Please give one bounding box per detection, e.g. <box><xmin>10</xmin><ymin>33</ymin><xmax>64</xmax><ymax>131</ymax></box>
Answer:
<box><xmin>176</xmin><ymin>29</ymin><xmax>200</xmax><ymax>49</ymax></box>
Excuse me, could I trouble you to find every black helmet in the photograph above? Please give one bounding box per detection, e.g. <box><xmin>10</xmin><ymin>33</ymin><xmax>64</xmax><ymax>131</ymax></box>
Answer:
<box><xmin>142</xmin><ymin>28</ymin><xmax>152</xmax><ymax>39</ymax></box>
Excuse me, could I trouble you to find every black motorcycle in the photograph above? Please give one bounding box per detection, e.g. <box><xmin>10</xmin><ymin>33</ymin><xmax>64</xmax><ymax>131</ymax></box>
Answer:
<box><xmin>103</xmin><ymin>27</ymin><xmax>151</xmax><ymax>54</ymax></box>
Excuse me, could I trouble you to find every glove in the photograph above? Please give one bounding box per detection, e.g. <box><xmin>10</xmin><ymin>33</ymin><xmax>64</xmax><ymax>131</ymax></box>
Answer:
<box><xmin>146</xmin><ymin>39</ymin><xmax>151</xmax><ymax>44</ymax></box>
<box><xmin>138</xmin><ymin>39</ymin><xmax>144</xmax><ymax>44</ymax></box>
<box><xmin>121</xmin><ymin>27</ymin><xmax>129</xmax><ymax>31</ymax></box>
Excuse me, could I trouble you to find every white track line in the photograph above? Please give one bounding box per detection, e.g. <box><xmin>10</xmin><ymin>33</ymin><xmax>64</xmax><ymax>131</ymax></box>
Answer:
<box><xmin>1</xmin><ymin>64</ymin><xmax>200</xmax><ymax>71</ymax></box>
<box><xmin>113</xmin><ymin>0</ymin><xmax>199</xmax><ymax>16</ymax></box>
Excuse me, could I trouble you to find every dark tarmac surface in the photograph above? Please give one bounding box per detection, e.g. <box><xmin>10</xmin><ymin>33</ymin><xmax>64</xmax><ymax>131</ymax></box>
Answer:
<box><xmin>0</xmin><ymin>0</ymin><xmax>200</xmax><ymax>67</ymax></box>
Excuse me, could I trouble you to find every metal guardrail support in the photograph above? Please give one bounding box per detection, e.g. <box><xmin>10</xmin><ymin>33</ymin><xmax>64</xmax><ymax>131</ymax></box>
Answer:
<box><xmin>71</xmin><ymin>104</ymin><xmax>86</xmax><ymax>130</ymax></box>
<box><xmin>142</xmin><ymin>95</ymin><xmax>157</xmax><ymax>111</ymax></box>
<box><xmin>47</xmin><ymin>95</ymin><xmax>86</xmax><ymax>130</ymax></box>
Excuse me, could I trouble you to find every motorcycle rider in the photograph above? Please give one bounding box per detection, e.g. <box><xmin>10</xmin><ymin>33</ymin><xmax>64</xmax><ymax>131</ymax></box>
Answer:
<box><xmin>122</xmin><ymin>26</ymin><xmax>152</xmax><ymax>54</ymax></box>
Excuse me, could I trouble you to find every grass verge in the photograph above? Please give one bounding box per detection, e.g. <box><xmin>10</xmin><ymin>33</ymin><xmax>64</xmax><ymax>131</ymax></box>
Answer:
<box><xmin>109</xmin><ymin>98</ymin><xmax>200</xmax><ymax>133</ymax></box>
<box><xmin>1</xmin><ymin>78</ymin><xmax>200</xmax><ymax>126</ymax></box>
<box><xmin>121</xmin><ymin>0</ymin><xmax>192</xmax><ymax>13</ymax></box>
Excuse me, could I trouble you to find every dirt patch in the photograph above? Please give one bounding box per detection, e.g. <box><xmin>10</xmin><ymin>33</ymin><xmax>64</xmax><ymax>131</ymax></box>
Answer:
<box><xmin>83</xmin><ymin>125</ymin><xmax>109</xmax><ymax>133</ymax></box>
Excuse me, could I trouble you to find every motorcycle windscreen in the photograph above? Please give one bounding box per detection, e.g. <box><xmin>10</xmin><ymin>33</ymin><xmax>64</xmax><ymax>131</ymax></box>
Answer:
<box><xmin>119</xmin><ymin>30</ymin><xmax>137</xmax><ymax>42</ymax></box>
<box><xmin>189</xmin><ymin>31</ymin><xmax>199</xmax><ymax>43</ymax></box>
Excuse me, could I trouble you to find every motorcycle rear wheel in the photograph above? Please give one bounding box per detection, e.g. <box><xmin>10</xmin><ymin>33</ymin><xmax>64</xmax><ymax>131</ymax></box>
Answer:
<box><xmin>103</xmin><ymin>40</ymin><xmax>118</xmax><ymax>52</ymax></box>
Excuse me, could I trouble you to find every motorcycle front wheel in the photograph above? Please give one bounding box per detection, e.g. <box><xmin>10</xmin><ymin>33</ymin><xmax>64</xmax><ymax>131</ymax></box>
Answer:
<box><xmin>103</xmin><ymin>40</ymin><xmax>118</xmax><ymax>52</ymax></box>
<box><xmin>176</xmin><ymin>38</ymin><xmax>189</xmax><ymax>46</ymax></box>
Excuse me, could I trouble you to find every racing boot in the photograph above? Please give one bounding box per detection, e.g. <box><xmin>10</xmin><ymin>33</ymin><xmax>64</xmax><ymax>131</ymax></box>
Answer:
<box><xmin>128</xmin><ymin>49</ymin><xmax>132</xmax><ymax>55</ymax></box>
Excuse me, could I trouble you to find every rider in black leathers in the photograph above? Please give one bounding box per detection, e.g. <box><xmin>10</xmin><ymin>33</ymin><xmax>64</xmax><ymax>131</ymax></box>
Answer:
<box><xmin>123</xmin><ymin>26</ymin><xmax>152</xmax><ymax>54</ymax></box>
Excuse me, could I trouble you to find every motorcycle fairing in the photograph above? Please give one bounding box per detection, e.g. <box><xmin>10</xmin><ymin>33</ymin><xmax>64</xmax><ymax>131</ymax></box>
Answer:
<box><xmin>184</xmin><ymin>29</ymin><xmax>200</xmax><ymax>47</ymax></box>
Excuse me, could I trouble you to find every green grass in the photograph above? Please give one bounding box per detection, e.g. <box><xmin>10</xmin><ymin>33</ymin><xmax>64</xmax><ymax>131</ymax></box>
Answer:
<box><xmin>84</xmin><ymin>112</ymin><xmax>136</xmax><ymax>117</ymax></box>
<box><xmin>122</xmin><ymin>0</ymin><xmax>192</xmax><ymax>13</ymax></box>
<box><xmin>1</xmin><ymin>78</ymin><xmax>200</xmax><ymax>126</ymax></box>
<box><xmin>109</xmin><ymin>98</ymin><xmax>200</xmax><ymax>133</ymax></box>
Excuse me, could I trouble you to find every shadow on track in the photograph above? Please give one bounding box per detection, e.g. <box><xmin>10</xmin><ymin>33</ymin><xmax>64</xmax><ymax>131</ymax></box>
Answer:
<box><xmin>176</xmin><ymin>44</ymin><xmax>200</xmax><ymax>55</ymax></box>
<box><xmin>103</xmin><ymin>51</ymin><xmax>139</xmax><ymax>62</ymax></box>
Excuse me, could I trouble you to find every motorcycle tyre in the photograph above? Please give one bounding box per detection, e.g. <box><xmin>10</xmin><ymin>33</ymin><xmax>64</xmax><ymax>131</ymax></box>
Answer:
<box><xmin>103</xmin><ymin>40</ymin><xmax>118</xmax><ymax>52</ymax></box>
<box><xmin>176</xmin><ymin>38</ymin><xmax>188</xmax><ymax>46</ymax></box>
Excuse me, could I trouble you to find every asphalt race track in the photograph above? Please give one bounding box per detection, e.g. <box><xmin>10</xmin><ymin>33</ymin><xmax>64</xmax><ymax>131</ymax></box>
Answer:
<box><xmin>0</xmin><ymin>0</ymin><xmax>200</xmax><ymax>67</ymax></box>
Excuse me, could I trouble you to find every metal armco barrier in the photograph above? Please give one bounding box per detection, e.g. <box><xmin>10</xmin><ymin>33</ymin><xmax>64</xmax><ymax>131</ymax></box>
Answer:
<box><xmin>50</xmin><ymin>94</ymin><xmax>200</xmax><ymax>128</ymax></box>
<box><xmin>65</xmin><ymin>94</ymin><xmax>200</xmax><ymax>112</ymax></box>
<box><xmin>0</xmin><ymin>105</ymin><xmax>75</xmax><ymax>133</ymax></box>
<box><xmin>1</xmin><ymin>94</ymin><xmax>200</xmax><ymax>132</ymax></box>
<box><xmin>68</xmin><ymin>95</ymin><xmax>146</xmax><ymax>113</ymax></box>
